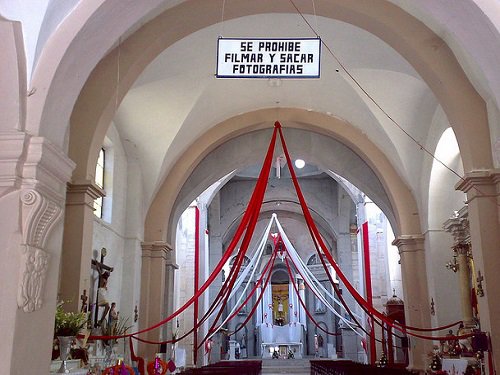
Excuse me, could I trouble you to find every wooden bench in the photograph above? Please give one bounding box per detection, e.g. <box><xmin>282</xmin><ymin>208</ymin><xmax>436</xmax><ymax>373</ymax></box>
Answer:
<box><xmin>310</xmin><ymin>360</ymin><xmax>417</xmax><ymax>375</ymax></box>
<box><xmin>179</xmin><ymin>360</ymin><xmax>261</xmax><ymax>375</ymax></box>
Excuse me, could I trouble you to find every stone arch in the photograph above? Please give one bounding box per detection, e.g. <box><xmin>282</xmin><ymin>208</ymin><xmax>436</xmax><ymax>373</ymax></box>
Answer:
<box><xmin>220</xmin><ymin>209</ymin><xmax>337</xmax><ymax>264</ymax></box>
<box><xmin>220</xmin><ymin>201</ymin><xmax>338</xmax><ymax>249</ymax></box>
<box><xmin>38</xmin><ymin>0</ymin><xmax>490</xmax><ymax>192</ymax></box>
<box><xmin>146</xmin><ymin>109</ymin><xmax>420</xmax><ymax>245</ymax></box>
<box><xmin>0</xmin><ymin>17</ymin><xmax>28</xmax><ymax>200</ymax></box>
<box><xmin>0</xmin><ymin>17</ymin><xmax>26</xmax><ymax>134</ymax></box>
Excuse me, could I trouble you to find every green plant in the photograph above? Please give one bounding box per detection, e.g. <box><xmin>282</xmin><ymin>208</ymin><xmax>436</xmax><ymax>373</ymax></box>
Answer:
<box><xmin>100</xmin><ymin>316</ymin><xmax>132</xmax><ymax>345</ymax></box>
<box><xmin>54</xmin><ymin>301</ymin><xmax>88</xmax><ymax>336</ymax></box>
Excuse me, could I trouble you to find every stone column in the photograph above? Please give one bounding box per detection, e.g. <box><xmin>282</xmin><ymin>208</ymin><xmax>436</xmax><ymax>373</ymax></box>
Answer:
<box><xmin>0</xmin><ymin>135</ymin><xmax>74</xmax><ymax>374</ymax></box>
<box><xmin>256</xmin><ymin>283</ymin><xmax>263</xmax><ymax>324</ymax></box>
<box><xmin>207</xmin><ymin>195</ymin><xmax>223</xmax><ymax>362</ymax></box>
<box><xmin>456</xmin><ymin>243</ymin><xmax>474</xmax><ymax>326</ymax></box>
<box><xmin>60</xmin><ymin>180</ymin><xmax>104</xmax><ymax>311</ymax></box>
<box><xmin>140</xmin><ymin>241</ymin><xmax>172</xmax><ymax>361</ymax></box>
<box><xmin>456</xmin><ymin>170</ymin><xmax>500</xmax><ymax>368</ymax></box>
<box><xmin>298</xmin><ymin>279</ymin><xmax>306</xmax><ymax>326</ymax></box>
<box><xmin>392</xmin><ymin>235</ymin><xmax>432</xmax><ymax>371</ymax></box>
<box><xmin>443</xmin><ymin>208</ymin><xmax>474</xmax><ymax>327</ymax></box>
<box><xmin>163</xmin><ymin>250</ymin><xmax>178</xmax><ymax>359</ymax></box>
<box><xmin>197</xmin><ymin>202</ymin><xmax>209</xmax><ymax>366</ymax></box>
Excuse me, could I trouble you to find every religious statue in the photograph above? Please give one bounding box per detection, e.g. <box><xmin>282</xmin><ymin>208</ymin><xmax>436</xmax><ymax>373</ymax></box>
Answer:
<box><xmin>80</xmin><ymin>289</ymin><xmax>88</xmax><ymax>313</ymax></box>
<box><xmin>314</xmin><ymin>334</ymin><xmax>319</xmax><ymax>357</ymax></box>
<box><xmin>317</xmin><ymin>334</ymin><xmax>324</xmax><ymax>357</ymax></box>
<box><xmin>240</xmin><ymin>334</ymin><xmax>246</xmax><ymax>349</ymax></box>
<box><xmin>91</xmin><ymin>247</ymin><xmax>114</xmax><ymax>327</ymax></box>
<box><xmin>314</xmin><ymin>295</ymin><xmax>326</xmax><ymax>313</ymax></box>
<box><xmin>442</xmin><ymin>329</ymin><xmax>460</xmax><ymax>357</ymax></box>
<box><xmin>97</xmin><ymin>271</ymin><xmax>111</xmax><ymax>326</ymax></box>
<box><xmin>317</xmin><ymin>334</ymin><xmax>324</xmax><ymax>348</ymax></box>
<box><xmin>273</xmin><ymin>296</ymin><xmax>286</xmax><ymax>325</ymax></box>
<box><xmin>278</xmin><ymin>299</ymin><xmax>284</xmax><ymax>314</ymax></box>
<box><xmin>457</xmin><ymin>323</ymin><xmax>474</xmax><ymax>354</ymax></box>
<box><xmin>108</xmin><ymin>302</ymin><xmax>119</xmax><ymax>328</ymax></box>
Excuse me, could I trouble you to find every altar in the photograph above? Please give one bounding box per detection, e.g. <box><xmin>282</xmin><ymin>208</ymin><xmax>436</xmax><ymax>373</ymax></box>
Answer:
<box><xmin>261</xmin><ymin>342</ymin><xmax>303</xmax><ymax>359</ymax></box>
<box><xmin>260</xmin><ymin>324</ymin><xmax>303</xmax><ymax>358</ymax></box>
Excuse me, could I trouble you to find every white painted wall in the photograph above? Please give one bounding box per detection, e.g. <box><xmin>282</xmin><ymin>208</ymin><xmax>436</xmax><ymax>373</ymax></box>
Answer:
<box><xmin>91</xmin><ymin>122</ymin><xmax>143</xmax><ymax>329</ymax></box>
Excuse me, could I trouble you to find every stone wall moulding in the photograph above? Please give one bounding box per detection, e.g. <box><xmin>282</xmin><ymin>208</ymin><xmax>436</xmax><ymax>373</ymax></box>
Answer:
<box><xmin>141</xmin><ymin>241</ymin><xmax>173</xmax><ymax>261</ymax></box>
<box><xmin>66</xmin><ymin>180</ymin><xmax>105</xmax><ymax>207</ymax></box>
<box><xmin>0</xmin><ymin>132</ymin><xmax>28</xmax><ymax>197</ymax></box>
<box><xmin>392</xmin><ymin>235</ymin><xmax>425</xmax><ymax>254</ymax></box>
<box><xmin>455</xmin><ymin>169</ymin><xmax>500</xmax><ymax>198</ymax></box>
<box><xmin>22</xmin><ymin>136</ymin><xmax>76</xmax><ymax>205</ymax></box>
<box><xmin>18</xmin><ymin>188</ymin><xmax>62</xmax><ymax>312</ymax></box>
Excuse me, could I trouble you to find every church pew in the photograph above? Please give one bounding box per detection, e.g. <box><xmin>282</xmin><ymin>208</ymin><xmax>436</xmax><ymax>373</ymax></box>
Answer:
<box><xmin>310</xmin><ymin>360</ymin><xmax>416</xmax><ymax>375</ymax></box>
<box><xmin>179</xmin><ymin>360</ymin><xmax>261</xmax><ymax>375</ymax></box>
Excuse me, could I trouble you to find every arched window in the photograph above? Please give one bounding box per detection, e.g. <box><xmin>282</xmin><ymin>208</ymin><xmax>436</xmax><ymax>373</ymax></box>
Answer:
<box><xmin>94</xmin><ymin>148</ymin><xmax>105</xmax><ymax>218</ymax></box>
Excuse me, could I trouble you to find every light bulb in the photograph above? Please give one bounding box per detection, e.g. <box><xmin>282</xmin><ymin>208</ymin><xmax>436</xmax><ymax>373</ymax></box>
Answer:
<box><xmin>294</xmin><ymin>159</ymin><xmax>305</xmax><ymax>169</ymax></box>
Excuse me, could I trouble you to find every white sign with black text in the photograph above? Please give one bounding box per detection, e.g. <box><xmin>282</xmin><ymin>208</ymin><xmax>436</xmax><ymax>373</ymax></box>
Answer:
<box><xmin>216</xmin><ymin>38</ymin><xmax>321</xmax><ymax>78</ymax></box>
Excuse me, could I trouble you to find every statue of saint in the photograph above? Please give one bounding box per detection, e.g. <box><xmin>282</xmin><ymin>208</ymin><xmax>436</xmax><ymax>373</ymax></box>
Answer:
<box><xmin>108</xmin><ymin>302</ymin><xmax>119</xmax><ymax>327</ymax></box>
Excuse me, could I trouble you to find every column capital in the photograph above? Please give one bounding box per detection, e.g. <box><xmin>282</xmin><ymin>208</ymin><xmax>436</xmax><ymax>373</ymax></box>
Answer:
<box><xmin>0</xmin><ymin>133</ymin><xmax>75</xmax><ymax>203</ymax></box>
<box><xmin>453</xmin><ymin>242</ymin><xmax>471</xmax><ymax>256</ymax></box>
<box><xmin>141</xmin><ymin>241</ymin><xmax>173</xmax><ymax>261</ymax></box>
<box><xmin>66</xmin><ymin>180</ymin><xmax>105</xmax><ymax>207</ymax></box>
<box><xmin>22</xmin><ymin>136</ymin><xmax>75</xmax><ymax>205</ymax></box>
<box><xmin>166</xmin><ymin>249</ymin><xmax>178</xmax><ymax>269</ymax></box>
<box><xmin>443</xmin><ymin>206</ymin><xmax>470</xmax><ymax>245</ymax></box>
<box><xmin>455</xmin><ymin>169</ymin><xmax>500</xmax><ymax>198</ymax></box>
<box><xmin>392</xmin><ymin>234</ymin><xmax>425</xmax><ymax>254</ymax></box>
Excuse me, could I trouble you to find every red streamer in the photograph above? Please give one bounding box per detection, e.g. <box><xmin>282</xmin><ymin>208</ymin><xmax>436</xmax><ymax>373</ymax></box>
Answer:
<box><xmin>284</xmin><ymin>256</ymin><xmax>340</xmax><ymax>337</ymax></box>
<box><xmin>194</xmin><ymin>206</ymin><xmax>200</xmax><ymax>365</ymax></box>
<box><xmin>93</xmin><ymin>122</ymin><xmax>472</xmax><ymax>348</ymax></box>
<box><xmin>276</xmin><ymin>124</ymin><xmax>473</xmax><ymax>341</ymax></box>
<box><xmin>90</xmin><ymin>125</ymin><xmax>279</xmax><ymax>342</ymax></box>
<box><xmin>129</xmin><ymin>337</ymin><xmax>145</xmax><ymax>375</ymax></box>
<box><xmin>226</xmin><ymin>250</ymin><xmax>278</xmax><ymax>337</ymax></box>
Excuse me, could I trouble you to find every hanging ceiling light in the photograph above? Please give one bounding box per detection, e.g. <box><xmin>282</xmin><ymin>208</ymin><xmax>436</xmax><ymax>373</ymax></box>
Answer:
<box><xmin>294</xmin><ymin>159</ymin><xmax>305</xmax><ymax>169</ymax></box>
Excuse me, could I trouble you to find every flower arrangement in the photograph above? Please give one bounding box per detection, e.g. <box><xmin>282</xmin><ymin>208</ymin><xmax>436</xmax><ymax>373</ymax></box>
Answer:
<box><xmin>54</xmin><ymin>301</ymin><xmax>88</xmax><ymax>337</ymax></box>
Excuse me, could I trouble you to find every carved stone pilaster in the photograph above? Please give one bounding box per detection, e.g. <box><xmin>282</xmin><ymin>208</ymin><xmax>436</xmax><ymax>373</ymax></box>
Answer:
<box><xmin>17</xmin><ymin>245</ymin><xmax>50</xmax><ymax>312</ymax></box>
<box><xmin>20</xmin><ymin>189</ymin><xmax>62</xmax><ymax>248</ymax></box>
<box><xmin>18</xmin><ymin>189</ymin><xmax>62</xmax><ymax>312</ymax></box>
<box><xmin>15</xmin><ymin>136</ymin><xmax>74</xmax><ymax>312</ymax></box>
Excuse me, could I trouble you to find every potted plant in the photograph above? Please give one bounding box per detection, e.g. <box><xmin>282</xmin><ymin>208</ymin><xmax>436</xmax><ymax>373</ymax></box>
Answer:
<box><xmin>53</xmin><ymin>301</ymin><xmax>88</xmax><ymax>373</ymax></box>
<box><xmin>54</xmin><ymin>301</ymin><xmax>88</xmax><ymax>337</ymax></box>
